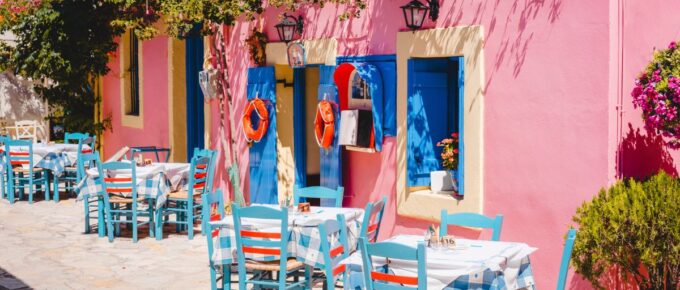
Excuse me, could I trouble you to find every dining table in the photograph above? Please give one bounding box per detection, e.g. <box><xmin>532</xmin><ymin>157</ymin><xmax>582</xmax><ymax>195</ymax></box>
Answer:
<box><xmin>342</xmin><ymin>234</ymin><xmax>537</xmax><ymax>289</ymax></box>
<box><xmin>209</xmin><ymin>204</ymin><xmax>365</xmax><ymax>269</ymax></box>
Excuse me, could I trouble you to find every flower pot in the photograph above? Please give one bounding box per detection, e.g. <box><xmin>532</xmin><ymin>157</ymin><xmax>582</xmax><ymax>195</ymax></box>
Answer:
<box><xmin>430</xmin><ymin>170</ymin><xmax>456</xmax><ymax>192</ymax></box>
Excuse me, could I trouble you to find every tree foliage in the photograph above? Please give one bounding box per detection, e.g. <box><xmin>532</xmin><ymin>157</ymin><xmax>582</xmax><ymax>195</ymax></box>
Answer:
<box><xmin>572</xmin><ymin>172</ymin><xmax>680</xmax><ymax>289</ymax></box>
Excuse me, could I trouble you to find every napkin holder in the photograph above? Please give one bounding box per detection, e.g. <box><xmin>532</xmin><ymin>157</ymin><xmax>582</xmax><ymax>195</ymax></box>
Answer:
<box><xmin>297</xmin><ymin>202</ymin><xmax>311</xmax><ymax>213</ymax></box>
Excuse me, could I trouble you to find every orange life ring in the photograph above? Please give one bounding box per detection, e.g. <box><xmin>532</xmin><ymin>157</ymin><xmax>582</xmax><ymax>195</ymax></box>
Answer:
<box><xmin>314</xmin><ymin>100</ymin><xmax>335</xmax><ymax>149</ymax></box>
<box><xmin>242</xmin><ymin>98</ymin><xmax>269</xmax><ymax>143</ymax></box>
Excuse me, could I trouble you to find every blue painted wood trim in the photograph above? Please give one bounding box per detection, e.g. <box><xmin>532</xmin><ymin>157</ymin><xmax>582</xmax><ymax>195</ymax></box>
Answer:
<box><xmin>455</xmin><ymin>56</ymin><xmax>465</xmax><ymax>196</ymax></box>
<box><xmin>336</xmin><ymin>54</ymin><xmax>396</xmax><ymax>63</ymax></box>
<box><xmin>293</xmin><ymin>68</ymin><xmax>307</xmax><ymax>187</ymax></box>
<box><xmin>185</xmin><ymin>35</ymin><xmax>205</xmax><ymax>160</ymax></box>
<box><xmin>318</xmin><ymin>65</ymin><xmax>342</xmax><ymax>206</ymax></box>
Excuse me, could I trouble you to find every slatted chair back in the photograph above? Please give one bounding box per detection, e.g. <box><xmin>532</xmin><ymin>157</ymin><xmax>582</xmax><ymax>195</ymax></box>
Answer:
<box><xmin>5</xmin><ymin>139</ymin><xmax>33</xmax><ymax>171</ymax></box>
<box><xmin>440</xmin><ymin>210</ymin><xmax>504</xmax><ymax>241</ymax></box>
<box><xmin>64</xmin><ymin>132</ymin><xmax>90</xmax><ymax>144</ymax></box>
<box><xmin>13</xmin><ymin>120</ymin><xmax>37</xmax><ymax>142</ymax></box>
<box><xmin>293</xmin><ymin>185</ymin><xmax>344</xmax><ymax>208</ymax></box>
<box><xmin>100</xmin><ymin>161</ymin><xmax>138</xmax><ymax>199</ymax></box>
<box><xmin>360</xmin><ymin>196</ymin><xmax>388</xmax><ymax>243</ymax></box>
<box><xmin>556</xmin><ymin>229</ymin><xmax>577</xmax><ymax>290</ymax></box>
<box><xmin>318</xmin><ymin>214</ymin><xmax>350</xmax><ymax>290</ymax></box>
<box><xmin>205</xmin><ymin>189</ymin><xmax>230</xmax><ymax>290</ymax></box>
<box><xmin>130</xmin><ymin>146</ymin><xmax>171</xmax><ymax>163</ymax></box>
<box><xmin>193</xmin><ymin>148</ymin><xmax>217</xmax><ymax>193</ymax></box>
<box><xmin>202</xmin><ymin>189</ymin><xmax>225</xmax><ymax>238</ymax></box>
<box><xmin>233</xmin><ymin>205</ymin><xmax>300</xmax><ymax>289</ymax></box>
<box><xmin>359</xmin><ymin>237</ymin><xmax>427</xmax><ymax>290</ymax></box>
<box><xmin>77</xmin><ymin>152</ymin><xmax>101</xmax><ymax>186</ymax></box>
<box><xmin>186</xmin><ymin>155</ymin><xmax>211</xmax><ymax>197</ymax></box>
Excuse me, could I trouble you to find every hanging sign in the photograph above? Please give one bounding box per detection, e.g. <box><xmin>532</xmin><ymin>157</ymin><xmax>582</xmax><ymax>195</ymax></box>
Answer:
<box><xmin>287</xmin><ymin>42</ymin><xmax>306</xmax><ymax>68</ymax></box>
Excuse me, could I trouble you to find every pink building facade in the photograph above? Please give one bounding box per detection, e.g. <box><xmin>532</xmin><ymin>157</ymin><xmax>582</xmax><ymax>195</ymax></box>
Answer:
<box><xmin>100</xmin><ymin>1</ymin><xmax>680</xmax><ymax>288</ymax></box>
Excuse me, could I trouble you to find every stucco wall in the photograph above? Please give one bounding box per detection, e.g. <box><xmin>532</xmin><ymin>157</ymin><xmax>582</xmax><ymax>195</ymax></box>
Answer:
<box><xmin>0</xmin><ymin>72</ymin><xmax>49</xmax><ymax>140</ymax></box>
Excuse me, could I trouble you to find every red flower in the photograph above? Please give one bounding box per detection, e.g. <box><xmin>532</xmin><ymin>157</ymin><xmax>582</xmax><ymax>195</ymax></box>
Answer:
<box><xmin>451</xmin><ymin>133</ymin><xmax>459</xmax><ymax>138</ymax></box>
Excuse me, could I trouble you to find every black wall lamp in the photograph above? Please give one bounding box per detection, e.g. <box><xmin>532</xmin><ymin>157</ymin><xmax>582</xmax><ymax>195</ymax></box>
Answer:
<box><xmin>275</xmin><ymin>13</ymin><xmax>304</xmax><ymax>43</ymax></box>
<box><xmin>400</xmin><ymin>0</ymin><xmax>440</xmax><ymax>31</ymax></box>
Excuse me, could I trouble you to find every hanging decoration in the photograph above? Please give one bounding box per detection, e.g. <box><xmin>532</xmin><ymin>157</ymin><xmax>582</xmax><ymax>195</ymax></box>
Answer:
<box><xmin>314</xmin><ymin>100</ymin><xmax>336</xmax><ymax>149</ymax></box>
<box><xmin>242</xmin><ymin>97</ymin><xmax>270</xmax><ymax>143</ymax></box>
<box><xmin>287</xmin><ymin>42</ymin><xmax>306</xmax><ymax>68</ymax></box>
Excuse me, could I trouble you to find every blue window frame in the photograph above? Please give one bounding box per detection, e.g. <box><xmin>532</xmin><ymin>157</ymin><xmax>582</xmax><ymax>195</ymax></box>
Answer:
<box><xmin>406</xmin><ymin>56</ymin><xmax>465</xmax><ymax>195</ymax></box>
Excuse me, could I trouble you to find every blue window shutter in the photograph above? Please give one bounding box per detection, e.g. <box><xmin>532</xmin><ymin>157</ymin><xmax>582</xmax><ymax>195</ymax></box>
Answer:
<box><xmin>293</xmin><ymin>68</ymin><xmax>307</xmax><ymax>187</ymax></box>
<box><xmin>456</xmin><ymin>57</ymin><xmax>465</xmax><ymax>195</ymax></box>
<box><xmin>378</xmin><ymin>62</ymin><xmax>397</xmax><ymax>137</ymax></box>
<box><xmin>317</xmin><ymin>65</ymin><xmax>342</xmax><ymax>204</ymax></box>
<box><xmin>354</xmin><ymin>63</ymin><xmax>384</xmax><ymax>151</ymax></box>
<box><xmin>246</xmin><ymin>66</ymin><xmax>278</xmax><ymax>204</ymax></box>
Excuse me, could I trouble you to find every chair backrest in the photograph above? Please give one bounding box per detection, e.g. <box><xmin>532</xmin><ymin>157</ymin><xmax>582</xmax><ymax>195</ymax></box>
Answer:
<box><xmin>202</xmin><ymin>189</ymin><xmax>225</xmax><ymax>237</ymax></box>
<box><xmin>556</xmin><ymin>229</ymin><xmax>577</xmax><ymax>290</ymax></box>
<box><xmin>194</xmin><ymin>148</ymin><xmax>217</xmax><ymax>193</ymax></box>
<box><xmin>77</xmin><ymin>136</ymin><xmax>96</xmax><ymax>155</ymax></box>
<box><xmin>440</xmin><ymin>210</ymin><xmax>504</xmax><ymax>241</ymax></box>
<box><xmin>64</xmin><ymin>132</ymin><xmax>90</xmax><ymax>144</ymax></box>
<box><xmin>360</xmin><ymin>196</ymin><xmax>388</xmax><ymax>243</ymax></box>
<box><xmin>186</xmin><ymin>155</ymin><xmax>211</xmax><ymax>197</ymax></box>
<box><xmin>318</xmin><ymin>214</ymin><xmax>350</xmax><ymax>287</ymax></box>
<box><xmin>293</xmin><ymin>186</ymin><xmax>344</xmax><ymax>208</ymax></box>
<box><xmin>77</xmin><ymin>151</ymin><xmax>102</xmax><ymax>187</ymax></box>
<box><xmin>4</xmin><ymin>139</ymin><xmax>33</xmax><ymax>175</ymax></box>
<box><xmin>13</xmin><ymin>120</ymin><xmax>37</xmax><ymax>142</ymax></box>
<box><xmin>359</xmin><ymin>237</ymin><xmax>427</xmax><ymax>290</ymax></box>
<box><xmin>100</xmin><ymin>161</ymin><xmax>138</xmax><ymax>199</ymax></box>
<box><xmin>232</xmin><ymin>205</ymin><xmax>290</xmax><ymax>285</ymax></box>
<box><xmin>130</xmin><ymin>146</ymin><xmax>171</xmax><ymax>162</ymax></box>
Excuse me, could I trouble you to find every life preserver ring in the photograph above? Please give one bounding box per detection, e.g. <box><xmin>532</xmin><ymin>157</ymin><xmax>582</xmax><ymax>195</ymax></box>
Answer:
<box><xmin>242</xmin><ymin>98</ymin><xmax>269</xmax><ymax>143</ymax></box>
<box><xmin>314</xmin><ymin>100</ymin><xmax>335</xmax><ymax>149</ymax></box>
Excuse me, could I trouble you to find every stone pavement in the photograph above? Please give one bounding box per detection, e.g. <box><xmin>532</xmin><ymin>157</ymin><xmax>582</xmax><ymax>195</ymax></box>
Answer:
<box><xmin>0</xmin><ymin>198</ymin><xmax>212</xmax><ymax>289</ymax></box>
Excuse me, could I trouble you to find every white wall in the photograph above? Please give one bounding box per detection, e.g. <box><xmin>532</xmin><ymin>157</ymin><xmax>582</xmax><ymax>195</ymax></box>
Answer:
<box><xmin>0</xmin><ymin>72</ymin><xmax>49</xmax><ymax>140</ymax></box>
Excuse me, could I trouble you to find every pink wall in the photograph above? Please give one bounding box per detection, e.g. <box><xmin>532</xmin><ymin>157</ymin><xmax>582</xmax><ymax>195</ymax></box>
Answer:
<box><xmin>102</xmin><ymin>36</ymin><xmax>170</xmax><ymax>159</ymax></box>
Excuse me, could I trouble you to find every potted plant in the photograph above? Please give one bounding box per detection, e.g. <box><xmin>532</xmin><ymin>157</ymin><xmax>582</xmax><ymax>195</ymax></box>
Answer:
<box><xmin>431</xmin><ymin>133</ymin><xmax>460</xmax><ymax>192</ymax></box>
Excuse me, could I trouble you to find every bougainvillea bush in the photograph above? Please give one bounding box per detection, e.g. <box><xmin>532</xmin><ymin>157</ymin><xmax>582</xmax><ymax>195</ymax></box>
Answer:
<box><xmin>632</xmin><ymin>41</ymin><xmax>680</xmax><ymax>149</ymax></box>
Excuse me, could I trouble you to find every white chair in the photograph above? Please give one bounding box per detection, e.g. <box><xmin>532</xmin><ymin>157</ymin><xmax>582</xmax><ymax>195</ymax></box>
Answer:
<box><xmin>13</xmin><ymin>120</ymin><xmax>38</xmax><ymax>142</ymax></box>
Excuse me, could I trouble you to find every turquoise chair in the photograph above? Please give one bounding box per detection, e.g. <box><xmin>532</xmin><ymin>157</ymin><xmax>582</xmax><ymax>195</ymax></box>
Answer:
<box><xmin>204</xmin><ymin>189</ymin><xmax>231</xmax><ymax>290</ymax></box>
<box><xmin>130</xmin><ymin>146</ymin><xmax>171</xmax><ymax>162</ymax></box>
<box><xmin>293</xmin><ymin>185</ymin><xmax>344</xmax><ymax>208</ymax></box>
<box><xmin>318</xmin><ymin>214</ymin><xmax>350</xmax><ymax>290</ymax></box>
<box><xmin>232</xmin><ymin>205</ymin><xmax>308</xmax><ymax>290</ymax></box>
<box><xmin>99</xmin><ymin>161</ymin><xmax>151</xmax><ymax>243</ymax></box>
<box><xmin>360</xmin><ymin>196</ymin><xmax>387</xmax><ymax>243</ymax></box>
<box><xmin>160</xmin><ymin>154</ymin><xmax>211</xmax><ymax>240</ymax></box>
<box><xmin>4</xmin><ymin>139</ymin><xmax>50</xmax><ymax>204</ymax></box>
<box><xmin>193</xmin><ymin>148</ymin><xmax>217</xmax><ymax>193</ymax></box>
<box><xmin>0</xmin><ymin>135</ymin><xmax>7</xmax><ymax>200</ymax></box>
<box><xmin>440</xmin><ymin>210</ymin><xmax>504</xmax><ymax>241</ymax></box>
<box><xmin>77</xmin><ymin>151</ymin><xmax>102</xmax><ymax>234</ymax></box>
<box><xmin>556</xmin><ymin>229</ymin><xmax>577</xmax><ymax>290</ymax></box>
<box><xmin>358</xmin><ymin>237</ymin><xmax>427</xmax><ymax>290</ymax></box>
<box><xmin>54</xmin><ymin>135</ymin><xmax>95</xmax><ymax>202</ymax></box>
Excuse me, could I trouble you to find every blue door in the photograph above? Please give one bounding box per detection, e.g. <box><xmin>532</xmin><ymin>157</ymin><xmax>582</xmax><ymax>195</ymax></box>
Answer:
<box><xmin>185</xmin><ymin>35</ymin><xmax>204</xmax><ymax>160</ymax></box>
<box><xmin>407</xmin><ymin>57</ymin><xmax>464</xmax><ymax>192</ymax></box>
<box><xmin>247</xmin><ymin>67</ymin><xmax>278</xmax><ymax>204</ymax></box>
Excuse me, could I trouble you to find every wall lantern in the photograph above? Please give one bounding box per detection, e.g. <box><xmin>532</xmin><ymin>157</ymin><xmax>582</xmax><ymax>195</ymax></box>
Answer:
<box><xmin>275</xmin><ymin>13</ymin><xmax>304</xmax><ymax>43</ymax></box>
<box><xmin>400</xmin><ymin>0</ymin><xmax>439</xmax><ymax>31</ymax></box>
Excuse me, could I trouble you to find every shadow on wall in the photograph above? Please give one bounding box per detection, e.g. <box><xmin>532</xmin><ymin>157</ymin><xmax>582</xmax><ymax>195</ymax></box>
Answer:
<box><xmin>0</xmin><ymin>72</ymin><xmax>49</xmax><ymax>139</ymax></box>
<box><xmin>618</xmin><ymin>123</ymin><xmax>678</xmax><ymax>180</ymax></box>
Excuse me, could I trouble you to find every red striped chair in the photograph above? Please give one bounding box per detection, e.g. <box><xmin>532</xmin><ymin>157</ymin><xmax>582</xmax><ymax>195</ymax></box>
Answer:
<box><xmin>232</xmin><ymin>205</ymin><xmax>309</xmax><ymax>290</ymax></box>
<box><xmin>360</xmin><ymin>196</ymin><xmax>388</xmax><ymax>243</ymax></box>
<box><xmin>4</xmin><ymin>139</ymin><xmax>49</xmax><ymax>204</ymax></box>
<box><xmin>318</xmin><ymin>214</ymin><xmax>350</xmax><ymax>290</ymax></box>
<box><xmin>358</xmin><ymin>237</ymin><xmax>427</xmax><ymax>290</ymax></box>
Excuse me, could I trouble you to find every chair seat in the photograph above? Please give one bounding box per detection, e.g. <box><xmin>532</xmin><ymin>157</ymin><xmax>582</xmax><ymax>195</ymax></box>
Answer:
<box><xmin>168</xmin><ymin>190</ymin><xmax>201</xmax><ymax>199</ymax></box>
<box><xmin>12</xmin><ymin>167</ymin><xmax>44</xmax><ymax>173</ymax></box>
<box><xmin>244</xmin><ymin>258</ymin><xmax>305</xmax><ymax>272</ymax></box>
<box><xmin>63</xmin><ymin>166</ymin><xmax>77</xmax><ymax>171</ymax></box>
<box><xmin>108</xmin><ymin>196</ymin><xmax>145</xmax><ymax>204</ymax></box>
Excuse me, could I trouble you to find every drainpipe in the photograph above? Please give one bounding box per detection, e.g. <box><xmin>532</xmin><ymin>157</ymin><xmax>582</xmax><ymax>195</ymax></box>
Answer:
<box><xmin>615</xmin><ymin>0</ymin><xmax>625</xmax><ymax>179</ymax></box>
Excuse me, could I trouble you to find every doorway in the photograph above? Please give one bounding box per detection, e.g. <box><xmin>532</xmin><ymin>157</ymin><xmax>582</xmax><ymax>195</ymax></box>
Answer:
<box><xmin>185</xmin><ymin>34</ymin><xmax>205</xmax><ymax>160</ymax></box>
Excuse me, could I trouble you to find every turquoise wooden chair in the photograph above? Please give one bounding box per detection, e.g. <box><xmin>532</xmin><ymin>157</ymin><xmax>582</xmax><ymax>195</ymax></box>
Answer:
<box><xmin>293</xmin><ymin>185</ymin><xmax>344</xmax><ymax>208</ymax></box>
<box><xmin>99</xmin><ymin>161</ymin><xmax>151</xmax><ymax>243</ymax></box>
<box><xmin>160</xmin><ymin>154</ymin><xmax>211</xmax><ymax>240</ymax></box>
<box><xmin>556</xmin><ymin>229</ymin><xmax>577</xmax><ymax>290</ymax></box>
<box><xmin>0</xmin><ymin>135</ymin><xmax>7</xmax><ymax>201</ymax></box>
<box><xmin>232</xmin><ymin>204</ymin><xmax>308</xmax><ymax>290</ymax></box>
<box><xmin>77</xmin><ymin>151</ymin><xmax>102</xmax><ymax>234</ymax></box>
<box><xmin>318</xmin><ymin>214</ymin><xmax>350</xmax><ymax>290</ymax></box>
<box><xmin>54</xmin><ymin>135</ymin><xmax>95</xmax><ymax>202</ymax></box>
<box><xmin>130</xmin><ymin>146</ymin><xmax>171</xmax><ymax>162</ymax></box>
<box><xmin>204</xmin><ymin>189</ymin><xmax>232</xmax><ymax>290</ymax></box>
<box><xmin>194</xmin><ymin>148</ymin><xmax>217</xmax><ymax>193</ymax></box>
<box><xmin>4</xmin><ymin>139</ymin><xmax>50</xmax><ymax>204</ymax></box>
<box><xmin>440</xmin><ymin>210</ymin><xmax>504</xmax><ymax>241</ymax></box>
<box><xmin>360</xmin><ymin>196</ymin><xmax>388</xmax><ymax>243</ymax></box>
<box><xmin>358</xmin><ymin>237</ymin><xmax>427</xmax><ymax>290</ymax></box>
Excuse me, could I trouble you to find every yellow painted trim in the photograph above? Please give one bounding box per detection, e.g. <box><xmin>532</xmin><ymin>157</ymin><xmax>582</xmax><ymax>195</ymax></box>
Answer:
<box><xmin>265</xmin><ymin>38</ymin><xmax>337</xmax><ymax>66</ymax></box>
<box><xmin>396</xmin><ymin>26</ymin><xmax>485</xmax><ymax>221</ymax></box>
<box><xmin>96</xmin><ymin>76</ymin><xmax>105</xmax><ymax>158</ymax></box>
<box><xmin>168</xmin><ymin>37</ymin><xmax>187</xmax><ymax>162</ymax></box>
<box><xmin>119</xmin><ymin>30</ymin><xmax>144</xmax><ymax>129</ymax></box>
<box><xmin>274</xmin><ymin>65</ymin><xmax>296</xmax><ymax>205</ymax></box>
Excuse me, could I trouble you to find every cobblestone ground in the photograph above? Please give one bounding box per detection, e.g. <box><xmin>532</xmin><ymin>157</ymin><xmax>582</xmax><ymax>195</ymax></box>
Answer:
<box><xmin>0</xmin><ymin>197</ymin><xmax>212</xmax><ymax>290</ymax></box>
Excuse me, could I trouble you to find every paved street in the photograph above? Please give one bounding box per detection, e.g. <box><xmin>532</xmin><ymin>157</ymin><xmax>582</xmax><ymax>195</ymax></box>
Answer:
<box><xmin>0</xmin><ymin>198</ymin><xmax>211</xmax><ymax>290</ymax></box>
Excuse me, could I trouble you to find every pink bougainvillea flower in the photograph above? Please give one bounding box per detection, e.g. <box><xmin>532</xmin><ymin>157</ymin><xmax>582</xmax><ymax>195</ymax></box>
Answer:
<box><xmin>670</xmin><ymin>41</ymin><xmax>677</xmax><ymax>50</ymax></box>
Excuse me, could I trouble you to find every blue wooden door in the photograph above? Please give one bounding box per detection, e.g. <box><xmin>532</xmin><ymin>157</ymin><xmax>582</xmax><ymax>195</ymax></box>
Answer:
<box><xmin>407</xmin><ymin>58</ymin><xmax>463</xmax><ymax>188</ymax></box>
<box><xmin>185</xmin><ymin>35</ymin><xmax>204</xmax><ymax>160</ymax></box>
<box><xmin>247</xmin><ymin>67</ymin><xmax>278</xmax><ymax>204</ymax></box>
<box><xmin>318</xmin><ymin>65</ymin><xmax>342</xmax><ymax>194</ymax></box>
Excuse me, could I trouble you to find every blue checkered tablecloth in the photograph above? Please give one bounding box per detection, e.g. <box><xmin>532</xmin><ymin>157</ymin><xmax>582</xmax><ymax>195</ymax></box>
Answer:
<box><xmin>209</xmin><ymin>206</ymin><xmax>363</xmax><ymax>268</ymax></box>
<box><xmin>35</xmin><ymin>152</ymin><xmax>73</xmax><ymax>176</ymax></box>
<box><xmin>76</xmin><ymin>170</ymin><xmax>172</xmax><ymax>207</ymax></box>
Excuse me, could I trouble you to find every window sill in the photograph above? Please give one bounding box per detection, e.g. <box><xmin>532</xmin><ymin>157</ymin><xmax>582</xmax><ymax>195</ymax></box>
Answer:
<box><xmin>121</xmin><ymin>114</ymin><xmax>143</xmax><ymax>129</ymax></box>
<box><xmin>397</xmin><ymin>188</ymin><xmax>478</xmax><ymax>222</ymax></box>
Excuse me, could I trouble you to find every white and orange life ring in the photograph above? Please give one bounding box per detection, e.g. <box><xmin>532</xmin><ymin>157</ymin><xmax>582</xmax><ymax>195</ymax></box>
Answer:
<box><xmin>242</xmin><ymin>98</ymin><xmax>269</xmax><ymax>143</ymax></box>
<box><xmin>314</xmin><ymin>100</ymin><xmax>335</xmax><ymax>149</ymax></box>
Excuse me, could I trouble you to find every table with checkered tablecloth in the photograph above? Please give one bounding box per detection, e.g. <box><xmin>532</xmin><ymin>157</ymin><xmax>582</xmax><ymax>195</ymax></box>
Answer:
<box><xmin>11</xmin><ymin>143</ymin><xmax>88</xmax><ymax>176</ymax></box>
<box><xmin>342</xmin><ymin>234</ymin><xmax>537</xmax><ymax>290</ymax></box>
<box><xmin>209</xmin><ymin>205</ymin><xmax>364</xmax><ymax>268</ymax></box>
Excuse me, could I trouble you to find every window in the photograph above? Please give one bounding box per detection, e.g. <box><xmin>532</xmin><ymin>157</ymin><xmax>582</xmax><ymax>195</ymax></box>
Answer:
<box><xmin>127</xmin><ymin>32</ymin><xmax>140</xmax><ymax>116</ymax></box>
<box><xmin>406</xmin><ymin>57</ymin><xmax>464</xmax><ymax>192</ymax></box>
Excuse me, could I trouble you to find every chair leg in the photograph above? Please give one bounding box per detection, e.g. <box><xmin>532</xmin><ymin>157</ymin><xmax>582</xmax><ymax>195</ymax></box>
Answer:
<box><xmin>98</xmin><ymin>199</ymin><xmax>106</xmax><ymax>237</ymax></box>
<box><xmin>84</xmin><ymin>195</ymin><xmax>91</xmax><ymax>234</ymax></box>
<box><xmin>149</xmin><ymin>201</ymin><xmax>155</xmax><ymax>239</ymax></box>
<box><xmin>132</xmin><ymin>210</ymin><xmax>138</xmax><ymax>243</ymax></box>
<box><xmin>8</xmin><ymin>174</ymin><xmax>14</xmax><ymax>204</ymax></box>
<box><xmin>43</xmin><ymin>172</ymin><xmax>50</xmax><ymax>202</ymax></box>
<box><xmin>187</xmin><ymin>204</ymin><xmax>194</xmax><ymax>240</ymax></box>
<box><xmin>155</xmin><ymin>204</ymin><xmax>163</xmax><ymax>241</ymax></box>
<box><xmin>28</xmin><ymin>176</ymin><xmax>34</xmax><ymax>204</ymax></box>
<box><xmin>53</xmin><ymin>174</ymin><xmax>59</xmax><ymax>202</ymax></box>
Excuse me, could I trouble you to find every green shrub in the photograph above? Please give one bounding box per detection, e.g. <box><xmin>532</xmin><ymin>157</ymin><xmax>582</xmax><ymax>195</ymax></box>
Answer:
<box><xmin>572</xmin><ymin>172</ymin><xmax>680</xmax><ymax>289</ymax></box>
